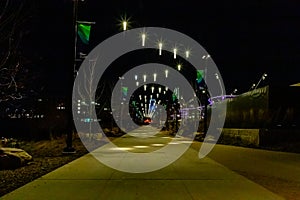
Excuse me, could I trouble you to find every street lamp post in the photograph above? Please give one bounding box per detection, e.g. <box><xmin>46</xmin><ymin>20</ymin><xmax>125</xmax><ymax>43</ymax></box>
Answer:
<box><xmin>202</xmin><ymin>54</ymin><xmax>210</xmax><ymax>80</ymax></box>
<box><xmin>254</xmin><ymin>73</ymin><xmax>268</xmax><ymax>90</ymax></box>
<box><xmin>63</xmin><ymin>0</ymin><xmax>79</xmax><ymax>154</ymax></box>
<box><xmin>202</xmin><ymin>89</ymin><xmax>208</xmax><ymax>137</ymax></box>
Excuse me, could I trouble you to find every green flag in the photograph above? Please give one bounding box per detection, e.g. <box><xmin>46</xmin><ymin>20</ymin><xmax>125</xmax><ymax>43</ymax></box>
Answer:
<box><xmin>122</xmin><ymin>87</ymin><xmax>128</xmax><ymax>97</ymax></box>
<box><xmin>196</xmin><ymin>70</ymin><xmax>204</xmax><ymax>83</ymax></box>
<box><xmin>77</xmin><ymin>23</ymin><xmax>91</xmax><ymax>44</ymax></box>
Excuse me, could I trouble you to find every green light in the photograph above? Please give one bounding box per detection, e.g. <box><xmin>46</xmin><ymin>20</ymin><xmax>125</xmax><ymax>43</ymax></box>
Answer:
<box><xmin>78</xmin><ymin>23</ymin><xmax>91</xmax><ymax>44</ymax></box>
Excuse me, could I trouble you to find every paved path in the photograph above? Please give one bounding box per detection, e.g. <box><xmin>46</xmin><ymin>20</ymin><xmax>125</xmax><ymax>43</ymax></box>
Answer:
<box><xmin>1</xmin><ymin>126</ymin><xmax>284</xmax><ymax>200</ymax></box>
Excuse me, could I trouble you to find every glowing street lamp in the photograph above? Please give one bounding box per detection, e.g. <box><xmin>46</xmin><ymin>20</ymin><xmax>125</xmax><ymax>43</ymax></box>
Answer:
<box><xmin>144</xmin><ymin>84</ymin><xmax>147</xmax><ymax>91</ymax></box>
<box><xmin>230</xmin><ymin>89</ymin><xmax>238</xmax><ymax>95</ymax></box>
<box><xmin>173</xmin><ymin>48</ymin><xmax>177</xmax><ymax>59</ymax></box>
<box><xmin>136</xmin><ymin>81</ymin><xmax>139</xmax><ymax>87</ymax></box>
<box><xmin>153</xmin><ymin>73</ymin><xmax>157</xmax><ymax>82</ymax></box>
<box><xmin>134</xmin><ymin>75</ymin><xmax>138</xmax><ymax>80</ymax></box>
<box><xmin>254</xmin><ymin>73</ymin><xmax>268</xmax><ymax>90</ymax></box>
<box><xmin>158</xmin><ymin>42</ymin><xmax>163</xmax><ymax>55</ymax></box>
<box><xmin>122</xmin><ymin>20</ymin><xmax>127</xmax><ymax>31</ymax></box>
<box><xmin>177</xmin><ymin>64</ymin><xmax>181</xmax><ymax>71</ymax></box>
<box><xmin>159</xmin><ymin>87</ymin><xmax>161</xmax><ymax>93</ymax></box>
<box><xmin>141</xmin><ymin>33</ymin><xmax>146</xmax><ymax>46</ymax></box>
<box><xmin>249</xmin><ymin>83</ymin><xmax>256</xmax><ymax>91</ymax></box>
<box><xmin>185</xmin><ymin>50</ymin><xmax>190</xmax><ymax>58</ymax></box>
<box><xmin>203</xmin><ymin>54</ymin><xmax>210</xmax><ymax>80</ymax></box>
<box><xmin>165</xmin><ymin>70</ymin><xmax>168</xmax><ymax>78</ymax></box>
<box><xmin>143</xmin><ymin>74</ymin><xmax>147</xmax><ymax>82</ymax></box>
<box><xmin>151</xmin><ymin>86</ymin><xmax>154</xmax><ymax>93</ymax></box>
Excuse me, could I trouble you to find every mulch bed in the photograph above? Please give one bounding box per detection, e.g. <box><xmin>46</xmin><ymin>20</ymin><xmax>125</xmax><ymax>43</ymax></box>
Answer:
<box><xmin>0</xmin><ymin>136</ymin><xmax>105</xmax><ymax>197</ymax></box>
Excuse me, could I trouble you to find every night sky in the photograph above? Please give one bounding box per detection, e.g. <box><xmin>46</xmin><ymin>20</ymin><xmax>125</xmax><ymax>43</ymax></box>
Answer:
<box><xmin>3</xmin><ymin>0</ymin><xmax>300</xmax><ymax>97</ymax></box>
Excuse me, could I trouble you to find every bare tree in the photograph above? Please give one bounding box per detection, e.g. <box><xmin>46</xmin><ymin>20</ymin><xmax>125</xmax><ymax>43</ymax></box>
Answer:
<box><xmin>75</xmin><ymin>57</ymin><xmax>115</xmax><ymax>139</ymax></box>
<box><xmin>0</xmin><ymin>0</ymin><xmax>35</xmax><ymax>103</ymax></box>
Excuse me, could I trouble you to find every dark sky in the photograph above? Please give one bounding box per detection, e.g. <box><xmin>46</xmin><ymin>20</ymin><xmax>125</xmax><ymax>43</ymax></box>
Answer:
<box><xmin>9</xmin><ymin>0</ymin><xmax>300</xmax><ymax>96</ymax></box>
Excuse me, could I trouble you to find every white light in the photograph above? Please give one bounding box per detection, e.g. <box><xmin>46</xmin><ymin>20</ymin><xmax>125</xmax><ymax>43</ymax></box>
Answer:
<box><xmin>136</xmin><ymin>81</ymin><xmax>139</xmax><ymax>87</ymax></box>
<box><xmin>153</xmin><ymin>73</ymin><xmax>157</xmax><ymax>82</ymax></box>
<box><xmin>133</xmin><ymin>146</ymin><xmax>148</xmax><ymax>149</ymax></box>
<box><xmin>159</xmin><ymin>87</ymin><xmax>161</xmax><ymax>93</ymax></box>
<box><xmin>142</xmin><ymin>33</ymin><xmax>146</xmax><ymax>46</ymax></box>
<box><xmin>144</xmin><ymin>85</ymin><xmax>147</xmax><ymax>91</ymax></box>
<box><xmin>173</xmin><ymin>48</ymin><xmax>177</xmax><ymax>59</ymax></box>
<box><xmin>139</xmin><ymin>95</ymin><xmax>142</xmax><ymax>100</ymax></box>
<box><xmin>163</xmin><ymin>91</ymin><xmax>166</xmax><ymax>94</ymax></box>
<box><xmin>215</xmin><ymin>73</ymin><xmax>219</xmax><ymax>79</ymax></box>
<box><xmin>123</xmin><ymin>21</ymin><xmax>127</xmax><ymax>31</ymax></box>
<box><xmin>202</xmin><ymin>54</ymin><xmax>210</xmax><ymax>59</ymax></box>
<box><xmin>159</xmin><ymin>42</ymin><xmax>163</xmax><ymax>55</ymax></box>
<box><xmin>110</xmin><ymin>147</ymin><xmax>133</xmax><ymax>151</ymax></box>
<box><xmin>185</xmin><ymin>50</ymin><xmax>190</xmax><ymax>58</ymax></box>
<box><xmin>143</xmin><ymin>74</ymin><xmax>147</xmax><ymax>82</ymax></box>
<box><xmin>165</xmin><ymin>70</ymin><xmax>168</xmax><ymax>78</ymax></box>
<box><xmin>151</xmin><ymin>86</ymin><xmax>154</xmax><ymax>93</ymax></box>
<box><xmin>165</xmin><ymin>86</ymin><xmax>168</xmax><ymax>91</ymax></box>
<box><xmin>151</xmin><ymin>144</ymin><xmax>164</xmax><ymax>147</ymax></box>
<box><xmin>156</xmin><ymin>93</ymin><xmax>159</xmax><ymax>98</ymax></box>
<box><xmin>150</xmin><ymin>95</ymin><xmax>153</xmax><ymax>99</ymax></box>
<box><xmin>135</xmin><ymin>75</ymin><xmax>138</xmax><ymax>80</ymax></box>
<box><xmin>177</xmin><ymin>64</ymin><xmax>181</xmax><ymax>71</ymax></box>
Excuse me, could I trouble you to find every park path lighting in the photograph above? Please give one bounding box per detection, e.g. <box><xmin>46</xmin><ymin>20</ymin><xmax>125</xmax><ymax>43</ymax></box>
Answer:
<box><xmin>151</xmin><ymin>86</ymin><xmax>155</xmax><ymax>93</ymax></box>
<box><xmin>153</xmin><ymin>73</ymin><xmax>157</xmax><ymax>82</ymax></box>
<box><xmin>144</xmin><ymin>84</ymin><xmax>147</xmax><ymax>91</ymax></box>
<box><xmin>136</xmin><ymin>81</ymin><xmax>139</xmax><ymax>87</ymax></box>
<box><xmin>202</xmin><ymin>54</ymin><xmax>210</xmax><ymax>80</ymax></box>
<box><xmin>141</xmin><ymin>33</ymin><xmax>146</xmax><ymax>46</ymax></box>
<box><xmin>143</xmin><ymin>74</ymin><xmax>147</xmax><ymax>82</ymax></box>
<box><xmin>249</xmin><ymin>83</ymin><xmax>256</xmax><ymax>91</ymax></box>
<box><xmin>185</xmin><ymin>50</ymin><xmax>190</xmax><ymax>58</ymax></box>
<box><xmin>230</xmin><ymin>88</ymin><xmax>238</xmax><ymax>95</ymax></box>
<box><xmin>158</xmin><ymin>42</ymin><xmax>163</xmax><ymax>55</ymax></box>
<box><xmin>159</xmin><ymin>87</ymin><xmax>161</xmax><ymax>93</ymax></box>
<box><xmin>165</xmin><ymin>69</ymin><xmax>168</xmax><ymax>78</ymax></box>
<box><xmin>215</xmin><ymin>72</ymin><xmax>224</xmax><ymax>98</ymax></box>
<box><xmin>177</xmin><ymin>64</ymin><xmax>182</xmax><ymax>71</ymax></box>
<box><xmin>254</xmin><ymin>73</ymin><xmax>268</xmax><ymax>89</ymax></box>
<box><xmin>122</xmin><ymin>20</ymin><xmax>127</xmax><ymax>31</ymax></box>
<box><xmin>173</xmin><ymin>48</ymin><xmax>177</xmax><ymax>59</ymax></box>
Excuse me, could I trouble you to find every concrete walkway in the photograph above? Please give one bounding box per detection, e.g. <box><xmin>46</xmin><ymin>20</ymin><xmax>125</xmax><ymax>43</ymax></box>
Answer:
<box><xmin>1</xmin><ymin>127</ymin><xmax>284</xmax><ymax>200</ymax></box>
